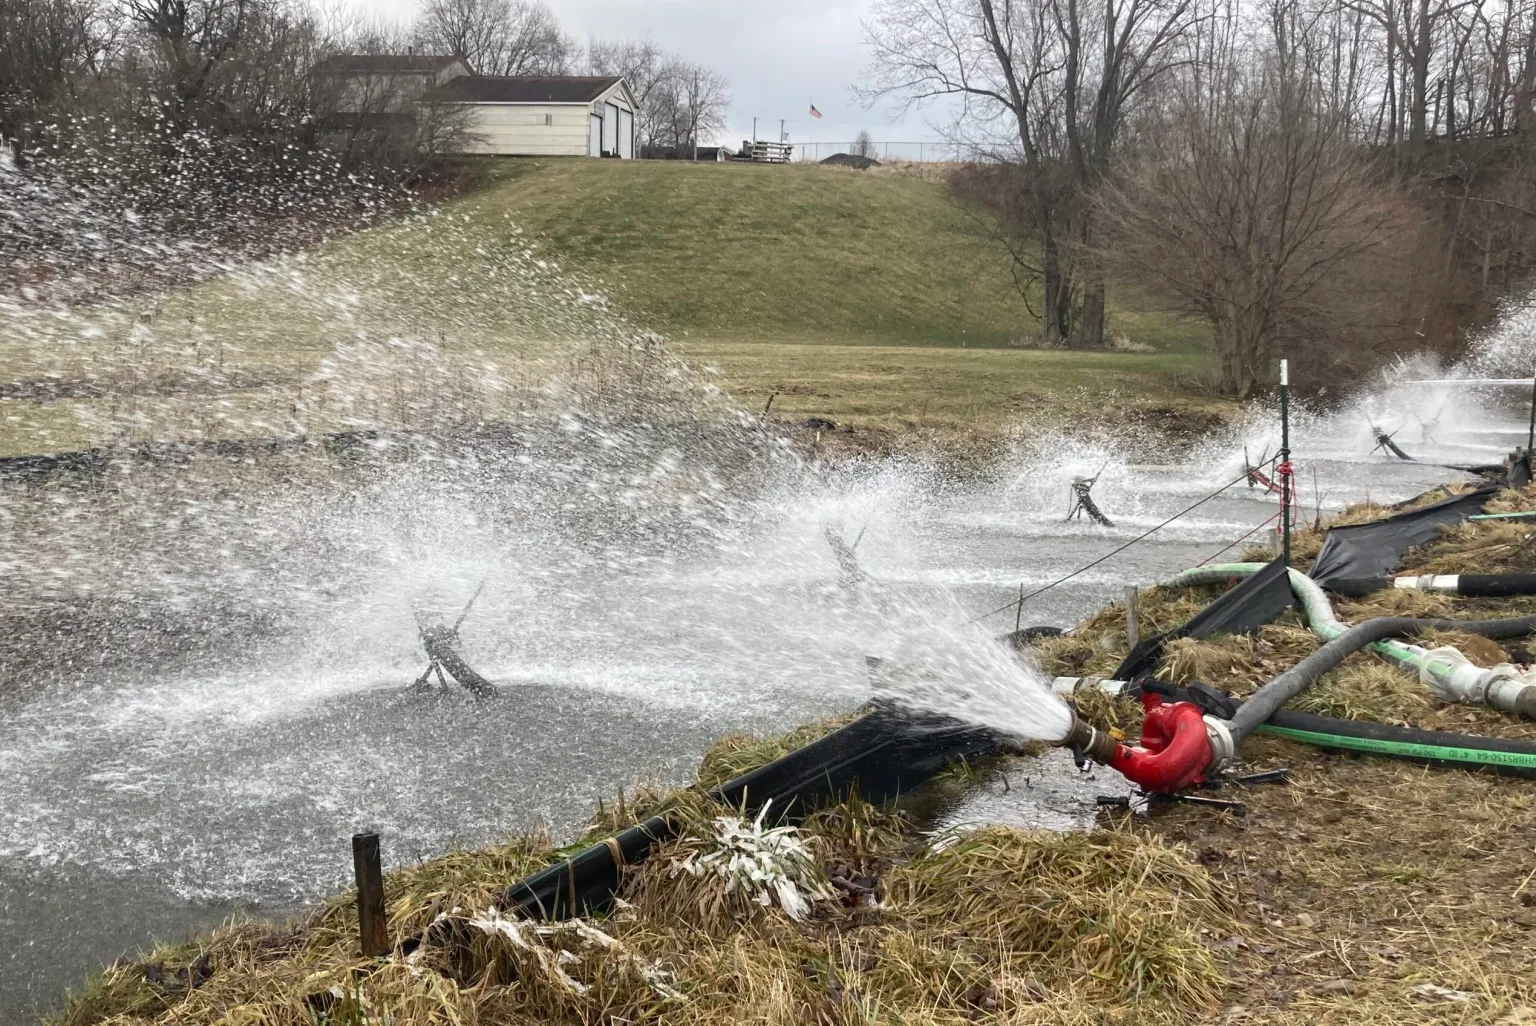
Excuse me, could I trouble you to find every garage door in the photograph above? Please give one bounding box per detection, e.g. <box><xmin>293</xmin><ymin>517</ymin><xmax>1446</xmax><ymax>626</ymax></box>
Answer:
<box><xmin>618</xmin><ymin>109</ymin><xmax>634</xmax><ymax>158</ymax></box>
<box><xmin>603</xmin><ymin>103</ymin><xmax>619</xmax><ymax>155</ymax></box>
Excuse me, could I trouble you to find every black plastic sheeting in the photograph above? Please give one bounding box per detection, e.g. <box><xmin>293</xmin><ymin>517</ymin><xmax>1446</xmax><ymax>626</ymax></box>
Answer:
<box><xmin>1112</xmin><ymin>557</ymin><xmax>1296</xmax><ymax>683</ymax></box>
<box><xmin>1308</xmin><ymin>485</ymin><xmax>1498</xmax><ymax>589</ymax></box>
<box><xmin>500</xmin><ymin>705</ymin><xmax>1001</xmax><ymax>919</ymax></box>
<box><xmin>1440</xmin><ymin>452</ymin><xmax>1533</xmax><ymax>490</ymax></box>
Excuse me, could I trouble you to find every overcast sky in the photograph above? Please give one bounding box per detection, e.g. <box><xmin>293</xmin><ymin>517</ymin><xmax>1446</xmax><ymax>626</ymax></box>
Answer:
<box><xmin>363</xmin><ymin>0</ymin><xmax>950</xmax><ymax>151</ymax></box>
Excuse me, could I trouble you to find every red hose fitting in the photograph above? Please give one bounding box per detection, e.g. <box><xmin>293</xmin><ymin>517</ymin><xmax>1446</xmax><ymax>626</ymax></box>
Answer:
<box><xmin>1107</xmin><ymin>693</ymin><xmax>1215</xmax><ymax>792</ymax></box>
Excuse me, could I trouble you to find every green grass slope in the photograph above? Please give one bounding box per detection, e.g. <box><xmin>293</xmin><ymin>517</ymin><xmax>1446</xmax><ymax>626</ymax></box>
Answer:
<box><xmin>478</xmin><ymin>159</ymin><xmax>1034</xmax><ymax>347</ymax></box>
<box><xmin>465</xmin><ymin>159</ymin><xmax>1219</xmax><ymax>431</ymax></box>
<box><xmin>477</xmin><ymin>159</ymin><xmax>1205</xmax><ymax>353</ymax></box>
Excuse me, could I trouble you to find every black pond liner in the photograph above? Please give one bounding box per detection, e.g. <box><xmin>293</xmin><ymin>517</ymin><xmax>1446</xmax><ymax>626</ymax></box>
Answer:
<box><xmin>1113</xmin><ymin>557</ymin><xmax>1295</xmax><ymax>683</ymax></box>
<box><xmin>1438</xmin><ymin>452</ymin><xmax>1532</xmax><ymax>491</ymax></box>
<box><xmin>1308</xmin><ymin>484</ymin><xmax>1498</xmax><ymax>590</ymax></box>
<box><xmin>499</xmin><ymin>706</ymin><xmax>1003</xmax><ymax>920</ymax></box>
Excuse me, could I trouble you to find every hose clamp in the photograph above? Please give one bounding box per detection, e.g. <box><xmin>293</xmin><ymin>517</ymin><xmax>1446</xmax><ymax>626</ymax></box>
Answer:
<box><xmin>1203</xmin><ymin>716</ymin><xmax>1236</xmax><ymax>772</ymax></box>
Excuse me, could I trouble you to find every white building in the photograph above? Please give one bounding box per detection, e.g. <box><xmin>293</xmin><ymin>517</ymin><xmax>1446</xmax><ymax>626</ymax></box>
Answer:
<box><xmin>420</xmin><ymin>76</ymin><xmax>639</xmax><ymax>159</ymax></box>
<box><xmin>314</xmin><ymin>54</ymin><xmax>475</xmax><ymax>114</ymax></box>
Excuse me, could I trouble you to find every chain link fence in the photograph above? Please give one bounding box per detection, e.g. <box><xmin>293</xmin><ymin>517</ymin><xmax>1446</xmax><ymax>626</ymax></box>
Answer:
<box><xmin>792</xmin><ymin>141</ymin><xmax>974</xmax><ymax>164</ymax></box>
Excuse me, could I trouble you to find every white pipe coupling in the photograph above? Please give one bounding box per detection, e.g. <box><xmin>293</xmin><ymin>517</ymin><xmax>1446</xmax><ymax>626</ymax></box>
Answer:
<box><xmin>1204</xmin><ymin>716</ymin><xmax>1236</xmax><ymax>774</ymax></box>
<box><xmin>1394</xmin><ymin>574</ymin><xmax>1460</xmax><ymax>592</ymax></box>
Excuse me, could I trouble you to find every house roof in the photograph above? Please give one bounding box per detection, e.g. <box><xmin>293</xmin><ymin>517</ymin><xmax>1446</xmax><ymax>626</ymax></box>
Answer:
<box><xmin>314</xmin><ymin>54</ymin><xmax>466</xmax><ymax>75</ymax></box>
<box><xmin>421</xmin><ymin>75</ymin><xmax>625</xmax><ymax>104</ymax></box>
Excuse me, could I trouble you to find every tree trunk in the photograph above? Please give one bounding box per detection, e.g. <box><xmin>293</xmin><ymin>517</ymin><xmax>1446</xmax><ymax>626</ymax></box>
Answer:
<box><xmin>1218</xmin><ymin>332</ymin><xmax>1241</xmax><ymax>396</ymax></box>
<box><xmin>1410</xmin><ymin>0</ymin><xmax>1431</xmax><ymax>147</ymax></box>
<box><xmin>1075</xmin><ymin>281</ymin><xmax>1106</xmax><ymax>348</ymax></box>
<box><xmin>1214</xmin><ymin>305</ymin><xmax>1267</xmax><ymax>398</ymax></box>
<box><xmin>1041</xmin><ymin>233</ymin><xmax>1074</xmax><ymax>343</ymax></box>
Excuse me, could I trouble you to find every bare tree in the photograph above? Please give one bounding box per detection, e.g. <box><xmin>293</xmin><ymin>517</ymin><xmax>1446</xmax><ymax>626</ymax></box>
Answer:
<box><xmin>588</xmin><ymin>37</ymin><xmax>665</xmax><ymax>147</ymax></box>
<box><xmin>652</xmin><ymin>60</ymin><xmax>729</xmax><ymax>156</ymax></box>
<box><xmin>1341</xmin><ymin>0</ymin><xmax>1474</xmax><ymax>145</ymax></box>
<box><xmin>119</xmin><ymin>0</ymin><xmax>264</xmax><ymax>129</ymax></box>
<box><xmin>853</xmin><ymin>129</ymin><xmax>877</xmax><ymax>157</ymax></box>
<box><xmin>1095</xmin><ymin>48</ymin><xmax>1410</xmax><ymax>396</ymax></box>
<box><xmin>862</xmin><ymin>0</ymin><xmax>1203</xmax><ymax>346</ymax></box>
<box><xmin>414</xmin><ymin>0</ymin><xmax>573</xmax><ymax>76</ymax></box>
<box><xmin>0</xmin><ymin>0</ymin><xmax>114</xmax><ymax>165</ymax></box>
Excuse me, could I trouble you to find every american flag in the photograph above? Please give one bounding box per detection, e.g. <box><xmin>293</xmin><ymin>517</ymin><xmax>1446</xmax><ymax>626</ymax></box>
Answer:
<box><xmin>810</xmin><ymin>105</ymin><xmax>823</xmax><ymax>119</ymax></box>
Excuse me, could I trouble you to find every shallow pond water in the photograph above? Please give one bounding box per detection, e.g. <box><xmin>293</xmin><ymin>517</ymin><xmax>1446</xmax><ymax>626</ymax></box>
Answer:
<box><xmin>0</xmin><ymin>395</ymin><xmax>1521</xmax><ymax>1020</ymax></box>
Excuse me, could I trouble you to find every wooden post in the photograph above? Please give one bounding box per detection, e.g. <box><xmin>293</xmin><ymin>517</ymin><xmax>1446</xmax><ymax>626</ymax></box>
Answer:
<box><xmin>1124</xmin><ymin>586</ymin><xmax>1141</xmax><ymax>649</ymax></box>
<box><xmin>353</xmin><ymin>832</ymin><xmax>388</xmax><ymax>958</ymax></box>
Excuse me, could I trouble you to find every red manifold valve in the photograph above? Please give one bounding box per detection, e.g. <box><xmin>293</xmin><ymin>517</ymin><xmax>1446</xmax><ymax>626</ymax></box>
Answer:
<box><xmin>1060</xmin><ymin>691</ymin><xmax>1235</xmax><ymax>793</ymax></box>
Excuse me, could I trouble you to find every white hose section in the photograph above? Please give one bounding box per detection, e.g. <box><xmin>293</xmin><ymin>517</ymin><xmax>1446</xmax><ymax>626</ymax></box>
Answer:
<box><xmin>1169</xmin><ymin>563</ymin><xmax>1531</xmax><ymax>711</ymax></box>
<box><xmin>1394</xmin><ymin>575</ymin><xmax>1460</xmax><ymax>592</ymax></box>
<box><xmin>1051</xmin><ymin>676</ymin><xmax>1129</xmax><ymax>697</ymax></box>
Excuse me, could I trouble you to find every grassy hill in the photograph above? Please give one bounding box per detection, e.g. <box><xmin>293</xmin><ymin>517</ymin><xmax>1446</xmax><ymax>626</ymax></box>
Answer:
<box><xmin>468</xmin><ymin>159</ymin><xmax>1218</xmax><ymax>430</ymax></box>
<box><xmin>0</xmin><ymin>159</ymin><xmax>1221</xmax><ymax>456</ymax></box>
<box><xmin>477</xmin><ymin>159</ymin><xmax>1045</xmax><ymax>347</ymax></box>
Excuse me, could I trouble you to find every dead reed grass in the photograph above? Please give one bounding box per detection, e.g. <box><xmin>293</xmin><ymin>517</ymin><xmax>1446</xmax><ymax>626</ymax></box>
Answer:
<box><xmin>50</xmin><ymin>760</ymin><xmax>1233</xmax><ymax>1026</ymax></box>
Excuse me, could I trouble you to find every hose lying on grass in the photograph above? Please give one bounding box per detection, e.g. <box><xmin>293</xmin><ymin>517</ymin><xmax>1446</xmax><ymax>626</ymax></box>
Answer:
<box><xmin>1327</xmin><ymin>572</ymin><xmax>1536</xmax><ymax>598</ymax></box>
<box><xmin>1170</xmin><ymin>564</ymin><xmax>1536</xmax><ymax>721</ymax></box>
<box><xmin>1049</xmin><ymin>674</ymin><xmax>1536</xmax><ymax>779</ymax></box>
<box><xmin>1045</xmin><ymin>561</ymin><xmax>1536</xmax><ymax>788</ymax></box>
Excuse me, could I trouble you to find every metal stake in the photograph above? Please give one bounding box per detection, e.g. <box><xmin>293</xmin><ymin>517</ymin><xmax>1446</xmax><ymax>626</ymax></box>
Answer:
<box><xmin>1280</xmin><ymin>359</ymin><xmax>1292</xmax><ymax>566</ymax></box>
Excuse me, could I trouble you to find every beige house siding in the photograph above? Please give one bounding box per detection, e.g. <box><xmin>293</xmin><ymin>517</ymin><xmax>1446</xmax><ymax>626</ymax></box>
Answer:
<box><xmin>457</xmin><ymin>104</ymin><xmax>593</xmax><ymax>157</ymax></box>
<box><xmin>440</xmin><ymin>80</ymin><xmax>638</xmax><ymax>158</ymax></box>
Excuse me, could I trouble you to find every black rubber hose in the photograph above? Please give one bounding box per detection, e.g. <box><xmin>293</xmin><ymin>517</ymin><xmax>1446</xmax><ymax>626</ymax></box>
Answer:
<box><xmin>1256</xmin><ymin>708</ymin><xmax>1536</xmax><ymax>779</ymax></box>
<box><xmin>1001</xmin><ymin>626</ymin><xmax>1065</xmax><ymax>645</ymax></box>
<box><xmin>1324</xmin><ymin>573</ymin><xmax>1536</xmax><ymax>598</ymax></box>
<box><xmin>1457</xmin><ymin>573</ymin><xmax>1536</xmax><ymax>597</ymax></box>
<box><xmin>1228</xmin><ymin>613</ymin><xmax>1536</xmax><ymax>742</ymax></box>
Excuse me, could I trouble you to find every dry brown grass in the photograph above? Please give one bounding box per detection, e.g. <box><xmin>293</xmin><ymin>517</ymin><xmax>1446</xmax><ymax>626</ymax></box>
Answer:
<box><xmin>693</xmin><ymin>714</ymin><xmax>861</xmax><ymax>791</ymax></box>
<box><xmin>50</xmin><ymin>760</ymin><xmax>1235</xmax><ymax>1026</ymax></box>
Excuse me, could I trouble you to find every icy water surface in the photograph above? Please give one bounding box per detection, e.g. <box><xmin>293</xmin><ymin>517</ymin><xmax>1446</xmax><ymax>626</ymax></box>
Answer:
<box><xmin>2</xmin><ymin>400</ymin><xmax>1516</xmax><ymax>1018</ymax></box>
